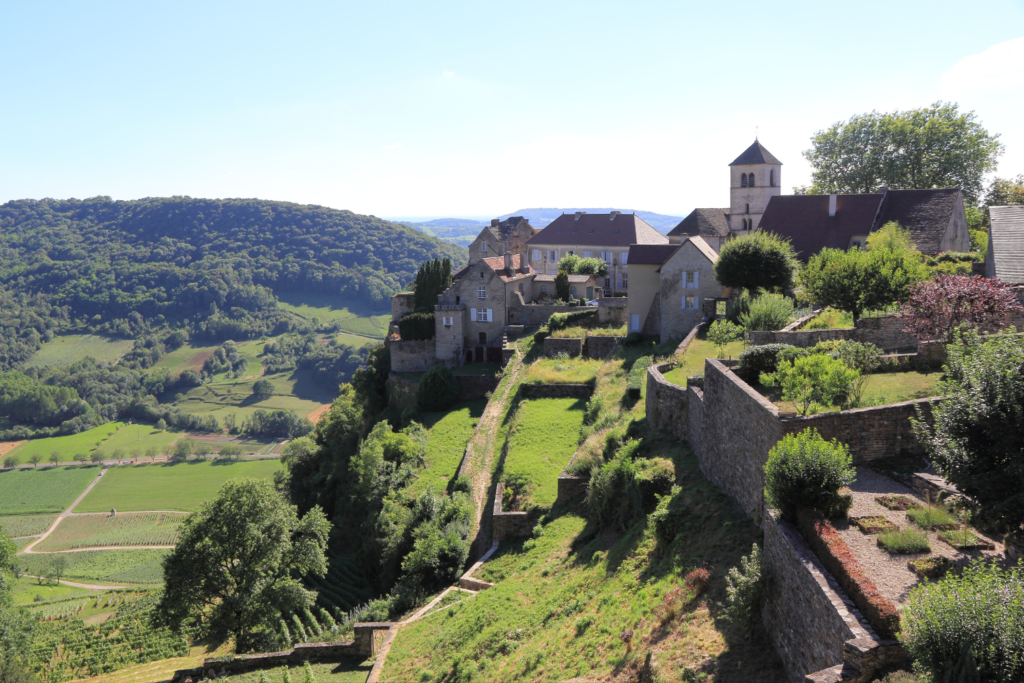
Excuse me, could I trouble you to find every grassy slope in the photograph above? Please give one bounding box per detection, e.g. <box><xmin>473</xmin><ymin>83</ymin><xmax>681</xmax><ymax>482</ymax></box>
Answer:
<box><xmin>9</xmin><ymin>423</ymin><xmax>123</xmax><ymax>463</ymax></box>
<box><xmin>12</xmin><ymin>576</ymin><xmax>97</xmax><ymax>604</ymax></box>
<box><xmin>0</xmin><ymin>513</ymin><xmax>57</xmax><ymax>537</ymax></box>
<box><xmin>407</xmin><ymin>399</ymin><xmax>485</xmax><ymax>498</ymax></box>
<box><xmin>384</xmin><ymin>447</ymin><xmax>784</xmax><ymax>682</ymax></box>
<box><xmin>502</xmin><ymin>397</ymin><xmax>586</xmax><ymax>509</ymax></box>
<box><xmin>0</xmin><ymin>466</ymin><xmax>97</xmax><ymax>515</ymax></box>
<box><xmin>34</xmin><ymin>512</ymin><xmax>186</xmax><ymax>551</ymax></box>
<box><xmin>16</xmin><ymin>548</ymin><xmax>169</xmax><ymax>584</ymax></box>
<box><xmin>524</xmin><ymin>357</ymin><xmax>602</xmax><ymax>385</ymax></box>
<box><xmin>97</xmin><ymin>424</ymin><xmax>181</xmax><ymax>457</ymax></box>
<box><xmin>74</xmin><ymin>459</ymin><xmax>283</xmax><ymax>512</ymax></box>
<box><xmin>168</xmin><ymin>370</ymin><xmax>331</xmax><ymax>423</ymax></box>
<box><xmin>27</xmin><ymin>334</ymin><xmax>135</xmax><ymax>368</ymax></box>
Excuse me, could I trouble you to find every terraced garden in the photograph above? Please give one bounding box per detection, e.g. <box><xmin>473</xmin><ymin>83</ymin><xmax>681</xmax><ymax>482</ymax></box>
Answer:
<box><xmin>501</xmin><ymin>397</ymin><xmax>586</xmax><ymax>510</ymax></box>
<box><xmin>34</xmin><ymin>513</ymin><xmax>186</xmax><ymax>552</ymax></box>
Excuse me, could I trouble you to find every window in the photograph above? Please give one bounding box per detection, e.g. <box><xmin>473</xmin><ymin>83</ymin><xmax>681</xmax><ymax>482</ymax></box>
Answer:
<box><xmin>479</xmin><ymin>332</ymin><xmax>487</xmax><ymax>344</ymax></box>
<box><xmin>477</xmin><ymin>286</ymin><xmax>486</xmax><ymax>299</ymax></box>
<box><xmin>745</xmin><ymin>203</ymin><xmax>749</xmax><ymax>214</ymax></box>
<box><xmin>540</xmin><ymin>285</ymin><xmax>547</xmax><ymax>294</ymax></box>
<box><xmin>442</xmin><ymin>316</ymin><xmax>453</xmax><ymax>326</ymax></box>
<box><xmin>482</xmin><ymin>242</ymin><xmax>487</xmax><ymax>253</ymax></box>
<box><xmin>770</xmin><ymin>169</ymin><xmax>775</xmax><ymax>187</ymax></box>
<box><xmin>479</xmin><ymin>271</ymin><xmax>484</xmax><ymax>279</ymax></box>
<box><xmin>601</xmin><ymin>251</ymin><xmax>611</xmax><ymax>263</ymax></box>
<box><xmin>455</xmin><ymin>296</ymin><xmax>460</xmax><ymax>305</ymax></box>
<box><xmin>583</xmin><ymin>250</ymin><xmax>590</xmax><ymax>258</ymax></box>
<box><xmin>518</xmin><ymin>283</ymin><xmax>524</xmax><ymax>293</ymax></box>
<box><xmin>548</xmin><ymin>250</ymin><xmax>557</xmax><ymax>261</ymax></box>
<box><xmin>682</xmin><ymin>271</ymin><xmax>699</xmax><ymax>289</ymax></box>
<box><xmin>621</xmin><ymin>251</ymin><xmax>628</xmax><ymax>265</ymax></box>
<box><xmin>470</xmin><ymin>308</ymin><xmax>491</xmax><ymax>322</ymax></box>
<box><xmin>630</xmin><ymin>313</ymin><xmax>640</xmax><ymax>332</ymax></box>
<box><xmin>741</xmin><ymin>173</ymin><xmax>748</xmax><ymax>188</ymax></box>
<box><xmin>748</xmin><ymin>173</ymin><xmax>755</xmax><ymax>187</ymax></box>
<box><xmin>682</xmin><ymin>295</ymin><xmax>698</xmax><ymax>310</ymax></box>
<box><xmin>570</xmin><ymin>286</ymin><xmax>577</xmax><ymax>297</ymax></box>
<box><xmin>533</xmin><ymin>249</ymin><xmax>540</xmax><ymax>262</ymax></box>
<box><xmin>616</xmin><ymin>274</ymin><xmax>624</xmax><ymax>290</ymax></box>
<box><xmin>621</xmin><ymin>274</ymin><xmax>628</xmax><ymax>289</ymax></box>
<box><xmin>604</xmin><ymin>277</ymin><xmax>611</xmax><ymax>288</ymax></box>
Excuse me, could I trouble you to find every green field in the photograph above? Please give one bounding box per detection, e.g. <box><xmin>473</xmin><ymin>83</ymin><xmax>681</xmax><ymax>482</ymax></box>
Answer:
<box><xmin>524</xmin><ymin>357</ymin><xmax>601</xmax><ymax>385</ymax></box>
<box><xmin>502</xmin><ymin>398</ymin><xmax>586</xmax><ymax>509</ymax></box>
<box><xmin>28</xmin><ymin>334</ymin><xmax>135</xmax><ymax>368</ymax></box>
<box><xmin>168</xmin><ymin>370</ymin><xmax>330</xmax><ymax>424</ymax></box>
<box><xmin>74</xmin><ymin>459</ymin><xmax>284</xmax><ymax>512</ymax></box>
<box><xmin>35</xmin><ymin>512</ymin><xmax>186</xmax><ymax>551</ymax></box>
<box><xmin>0</xmin><ymin>513</ymin><xmax>56</xmax><ymax>538</ymax></box>
<box><xmin>16</xmin><ymin>548</ymin><xmax>169</xmax><ymax>584</ymax></box>
<box><xmin>407</xmin><ymin>400</ymin><xmax>485</xmax><ymax>497</ymax></box>
<box><xmin>0</xmin><ymin>466</ymin><xmax>98</xmax><ymax>515</ymax></box>
<box><xmin>9</xmin><ymin>421</ymin><xmax>124</xmax><ymax>464</ymax></box>
<box><xmin>334</xmin><ymin>332</ymin><xmax>375</xmax><ymax>349</ymax></box>
<box><xmin>95</xmin><ymin>424</ymin><xmax>181</xmax><ymax>458</ymax></box>
<box><xmin>12</xmin><ymin>577</ymin><xmax>97</xmax><ymax>604</ymax></box>
<box><xmin>151</xmin><ymin>337</ymin><xmax>267</xmax><ymax>376</ymax></box>
<box><xmin>275</xmin><ymin>291</ymin><xmax>390</xmax><ymax>339</ymax></box>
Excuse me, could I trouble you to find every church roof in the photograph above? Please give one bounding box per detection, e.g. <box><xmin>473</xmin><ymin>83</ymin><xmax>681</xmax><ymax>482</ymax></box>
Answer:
<box><xmin>668</xmin><ymin>208</ymin><xmax>730</xmax><ymax>238</ymax></box>
<box><xmin>729</xmin><ymin>140</ymin><xmax>782</xmax><ymax>166</ymax></box>
<box><xmin>988</xmin><ymin>205</ymin><xmax>1024</xmax><ymax>284</ymax></box>
<box><xmin>875</xmin><ymin>189</ymin><xmax>961</xmax><ymax>256</ymax></box>
<box><xmin>527</xmin><ymin>212</ymin><xmax>667</xmax><ymax>247</ymax></box>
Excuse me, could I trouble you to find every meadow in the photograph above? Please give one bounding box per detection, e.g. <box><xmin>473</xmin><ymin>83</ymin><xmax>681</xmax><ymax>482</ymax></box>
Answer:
<box><xmin>406</xmin><ymin>399</ymin><xmax>485</xmax><ymax>497</ymax></box>
<box><xmin>0</xmin><ymin>513</ymin><xmax>57</xmax><ymax>538</ymax></box>
<box><xmin>13</xmin><ymin>577</ymin><xmax>95</xmax><ymax>604</ymax></box>
<box><xmin>169</xmin><ymin>370</ymin><xmax>330</xmax><ymax>424</ymax></box>
<box><xmin>95</xmin><ymin>424</ymin><xmax>180</xmax><ymax>459</ymax></box>
<box><xmin>211</xmin><ymin>660</ymin><xmax>373</xmax><ymax>683</ymax></box>
<box><xmin>501</xmin><ymin>397</ymin><xmax>586</xmax><ymax>509</ymax></box>
<box><xmin>0</xmin><ymin>466</ymin><xmax>97</xmax><ymax>515</ymax></box>
<box><xmin>74</xmin><ymin>458</ymin><xmax>284</xmax><ymax>512</ymax></box>
<box><xmin>523</xmin><ymin>357</ymin><xmax>601</xmax><ymax>385</ymax></box>
<box><xmin>151</xmin><ymin>338</ymin><xmax>266</xmax><ymax>376</ymax></box>
<box><xmin>17</xmin><ymin>548</ymin><xmax>170</xmax><ymax>584</ymax></box>
<box><xmin>275</xmin><ymin>290</ymin><xmax>390</xmax><ymax>339</ymax></box>
<box><xmin>28</xmin><ymin>334</ymin><xmax>135</xmax><ymax>368</ymax></box>
<box><xmin>550</xmin><ymin>324</ymin><xmax>626</xmax><ymax>339</ymax></box>
<box><xmin>10</xmin><ymin>422</ymin><xmax>123</xmax><ymax>464</ymax></box>
<box><xmin>762</xmin><ymin>369</ymin><xmax>942</xmax><ymax>413</ymax></box>
<box><xmin>34</xmin><ymin>512</ymin><xmax>186</xmax><ymax>551</ymax></box>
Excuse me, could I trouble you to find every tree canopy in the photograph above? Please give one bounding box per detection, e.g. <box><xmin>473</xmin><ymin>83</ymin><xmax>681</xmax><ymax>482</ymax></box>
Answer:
<box><xmin>557</xmin><ymin>254</ymin><xmax>608</xmax><ymax>277</ymax></box>
<box><xmin>156</xmin><ymin>478</ymin><xmax>330</xmax><ymax>652</ymax></box>
<box><xmin>412</xmin><ymin>258</ymin><xmax>453</xmax><ymax>313</ymax></box>
<box><xmin>800</xmin><ymin>243</ymin><xmax>922</xmax><ymax>322</ymax></box>
<box><xmin>803</xmin><ymin>102</ymin><xmax>1003</xmax><ymax>203</ymax></box>
<box><xmin>714</xmin><ymin>231</ymin><xmax>798</xmax><ymax>294</ymax></box>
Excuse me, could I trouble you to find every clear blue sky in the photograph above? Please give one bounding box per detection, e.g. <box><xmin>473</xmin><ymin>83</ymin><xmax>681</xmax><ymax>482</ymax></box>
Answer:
<box><xmin>1</xmin><ymin>0</ymin><xmax>1022</xmax><ymax>219</ymax></box>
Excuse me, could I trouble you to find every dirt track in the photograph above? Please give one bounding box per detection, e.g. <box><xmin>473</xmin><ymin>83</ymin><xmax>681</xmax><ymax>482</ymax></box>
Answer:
<box><xmin>0</xmin><ymin>440</ymin><xmax>24</xmax><ymax>456</ymax></box>
<box><xmin>307</xmin><ymin>403</ymin><xmax>332</xmax><ymax>424</ymax></box>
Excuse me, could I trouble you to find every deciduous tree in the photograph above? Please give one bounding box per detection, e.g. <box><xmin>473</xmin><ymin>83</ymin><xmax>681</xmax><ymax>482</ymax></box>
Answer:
<box><xmin>714</xmin><ymin>231</ymin><xmax>798</xmax><ymax>294</ymax></box>
<box><xmin>898</xmin><ymin>275</ymin><xmax>1023</xmax><ymax>342</ymax></box>
<box><xmin>801</xmin><ymin>247</ymin><xmax>921</xmax><ymax>322</ymax></box>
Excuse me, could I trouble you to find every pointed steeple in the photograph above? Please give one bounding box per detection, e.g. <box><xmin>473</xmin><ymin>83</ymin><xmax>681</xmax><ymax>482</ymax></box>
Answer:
<box><xmin>730</xmin><ymin>140</ymin><xmax>782</xmax><ymax>166</ymax></box>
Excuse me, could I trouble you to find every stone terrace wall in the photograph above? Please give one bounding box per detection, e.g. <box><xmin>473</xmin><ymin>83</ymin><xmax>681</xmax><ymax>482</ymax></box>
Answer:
<box><xmin>390</xmin><ymin>339</ymin><xmax>436</xmax><ymax>371</ymax></box>
<box><xmin>544</xmin><ymin>337</ymin><xmax>584</xmax><ymax>357</ymax></box>
<box><xmin>749</xmin><ymin>316</ymin><xmax>918</xmax><ymax>352</ymax></box>
<box><xmin>597</xmin><ymin>297</ymin><xmax>627</xmax><ymax>325</ymax></box>
<box><xmin>512</xmin><ymin>303</ymin><xmax>577</xmax><ymax>326</ymax></box>
<box><xmin>646</xmin><ymin>362</ymin><xmax>689</xmax><ymax>440</ymax></box>
<box><xmin>781</xmin><ymin>399</ymin><xmax>937</xmax><ymax>464</ymax></box>
<box><xmin>697</xmin><ymin>360</ymin><xmax>783</xmax><ymax>518</ymax></box>
<box><xmin>493</xmin><ymin>482</ymin><xmax>540</xmax><ymax>540</ymax></box>
<box><xmin>585</xmin><ymin>336</ymin><xmax>619</xmax><ymax>359</ymax></box>
<box><xmin>455</xmin><ymin>374</ymin><xmax>500</xmax><ymax>400</ymax></box>
<box><xmin>520</xmin><ymin>383</ymin><xmax>593</xmax><ymax>399</ymax></box>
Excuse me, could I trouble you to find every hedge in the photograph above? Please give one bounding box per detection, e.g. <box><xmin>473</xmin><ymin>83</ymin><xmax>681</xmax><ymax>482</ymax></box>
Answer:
<box><xmin>548</xmin><ymin>309</ymin><xmax>597</xmax><ymax>332</ymax></box>
<box><xmin>736</xmin><ymin>343</ymin><xmax>794</xmax><ymax>383</ymax></box>
<box><xmin>796</xmin><ymin>509</ymin><xmax>901</xmax><ymax>639</ymax></box>
<box><xmin>627</xmin><ymin>356</ymin><xmax>654</xmax><ymax>399</ymax></box>
<box><xmin>399</xmin><ymin>312</ymin><xmax>435</xmax><ymax>341</ymax></box>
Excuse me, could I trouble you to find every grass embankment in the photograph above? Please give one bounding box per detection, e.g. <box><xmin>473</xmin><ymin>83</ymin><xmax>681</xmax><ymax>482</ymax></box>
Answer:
<box><xmin>9</xmin><ymin>422</ymin><xmax>123</xmax><ymax>463</ymax></box>
<box><xmin>501</xmin><ymin>398</ymin><xmax>586</xmax><ymax>509</ymax></box>
<box><xmin>35</xmin><ymin>512</ymin><xmax>186</xmax><ymax>551</ymax></box>
<box><xmin>274</xmin><ymin>291</ymin><xmax>390</xmax><ymax>339</ymax></box>
<box><xmin>524</xmin><ymin>357</ymin><xmax>601</xmax><ymax>385</ymax></box>
<box><xmin>0</xmin><ymin>466</ymin><xmax>97</xmax><ymax>515</ymax></box>
<box><xmin>0</xmin><ymin>513</ymin><xmax>57</xmax><ymax>538</ymax></box>
<box><xmin>74</xmin><ymin>459</ymin><xmax>283</xmax><ymax>512</ymax></box>
<box><xmin>662</xmin><ymin>327</ymin><xmax>745</xmax><ymax>387</ymax></box>
<box><xmin>550</xmin><ymin>324</ymin><xmax>626</xmax><ymax>339</ymax></box>
<box><xmin>17</xmin><ymin>548</ymin><xmax>169</xmax><ymax>584</ymax></box>
<box><xmin>763</xmin><ymin>370</ymin><xmax>942</xmax><ymax>414</ymax></box>
<box><xmin>407</xmin><ymin>399</ymin><xmax>486</xmax><ymax>498</ymax></box>
<box><xmin>28</xmin><ymin>334</ymin><xmax>135</xmax><ymax>368</ymax></box>
<box><xmin>383</xmin><ymin>448</ymin><xmax>784</xmax><ymax>682</ymax></box>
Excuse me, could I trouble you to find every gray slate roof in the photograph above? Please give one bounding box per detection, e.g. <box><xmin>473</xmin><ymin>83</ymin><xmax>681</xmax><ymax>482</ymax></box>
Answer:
<box><xmin>875</xmin><ymin>189</ymin><xmax>961</xmax><ymax>256</ymax></box>
<box><xmin>668</xmin><ymin>208</ymin><xmax>730</xmax><ymax>238</ymax></box>
<box><xmin>527</xmin><ymin>212</ymin><xmax>667</xmax><ymax>247</ymax></box>
<box><xmin>730</xmin><ymin>140</ymin><xmax>782</xmax><ymax>166</ymax></box>
<box><xmin>988</xmin><ymin>205</ymin><xmax>1024</xmax><ymax>284</ymax></box>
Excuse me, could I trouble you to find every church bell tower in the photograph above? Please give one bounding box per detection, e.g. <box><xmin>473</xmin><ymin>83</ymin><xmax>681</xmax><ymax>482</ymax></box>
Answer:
<box><xmin>727</xmin><ymin>140</ymin><xmax>782</xmax><ymax>234</ymax></box>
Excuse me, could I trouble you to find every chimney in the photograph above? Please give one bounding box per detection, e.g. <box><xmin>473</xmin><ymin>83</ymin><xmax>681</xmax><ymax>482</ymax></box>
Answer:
<box><xmin>504</xmin><ymin>252</ymin><xmax>513</xmax><ymax>273</ymax></box>
<box><xmin>491</xmin><ymin>218</ymin><xmax>499</xmax><ymax>227</ymax></box>
<box><xmin>574</xmin><ymin>211</ymin><xmax>586</xmax><ymax>221</ymax></box>
<box><xmin>828</xmin><ymin>194</ymin><xmax>837</xmax><ymax>217</ymax></box>
<box><xmin>520</xmin><ymin>250</ymin><xmax>529</xmax><ymax>273</ymax></box>
<box><xmin>609</xmin><ymin>211</ymin><xmax>620</xmax><ymax>220</ymax></box>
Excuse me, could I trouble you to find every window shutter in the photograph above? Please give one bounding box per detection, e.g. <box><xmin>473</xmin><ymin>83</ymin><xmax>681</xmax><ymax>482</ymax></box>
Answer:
<box><xmin>680</xmin><ymin>297</ymin><xmax>685</xmax><ymax>310</ymax></box>
<box><xmin>533</xmin><ymin>250</ymin><xmax>539</xmax><ymax>262</ymax></box>
<box><xmin>694</xmin><ymin>271</ymin><xmax>699</xmax><ymax>288</ymax></box>
<box><xmin>693</xmin><ymin>296</ymin><xmax>699</xmax><ymax>310</ymax></box>
<box><xmin>470</xmin><ymin>308</ymin><xmax>476</xmax><ymax>320</ymax></box>
<box><xmin>621</xmin><ymin>251</ymin><xmax>628</xmax><ymax>265</ymax></box>
<box><xmin>583</xmin><ymin>251</ymin><xmax>590</xmax><ymax>258</ymax></box>
<box><xmin>486</xmin><ymin>309</ymin><xmax>493</xmax><ymax>322</ymax></box>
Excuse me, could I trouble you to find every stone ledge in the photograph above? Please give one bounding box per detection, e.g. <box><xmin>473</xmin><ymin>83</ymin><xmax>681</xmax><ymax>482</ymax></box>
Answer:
<box><xmin>458</xmin><ymin>576</ymin><xmax>494</xmax><ymax>591</ymax></box>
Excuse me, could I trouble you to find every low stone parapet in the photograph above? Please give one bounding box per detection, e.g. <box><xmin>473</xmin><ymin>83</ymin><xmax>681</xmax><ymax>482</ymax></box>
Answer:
<box><xmin>544</xmin><ymin>337</ymin><xmax>584</xmax><ymax>357</ymax></box>
<box><xmin>492</xmin><ymin>482</ymin><xmax>540</xmax><ymax>540</ymax></box>
<box><xmin>520</xmin><ymin>383</ymin><xmax>593</xmax><ymax>399</ymax></box>
<box><xmin>585</xmin><ymin>336</ymin><xmax>619</xmax><ymax>358</ymax></box>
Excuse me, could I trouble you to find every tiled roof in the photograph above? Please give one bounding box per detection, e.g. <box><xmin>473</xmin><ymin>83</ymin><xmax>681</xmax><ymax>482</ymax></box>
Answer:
<box><xmin>688</xmin><ymin>236</ymin><xmax>719</xmax><ymax>263</ymax></box>
<box><xmin>730</xmin><ymin>140</ymin><xmax>782</xmax><ymax>166</ymax></box>
<box><xmin>628</xmin><ymin>244</ymin><xmax>681</xmax><ymax>265</ymax></box>
<box><xmin>481</xmin><ymin>254</ymin><xmax>535</xmax><ymax>282</ymax></box>
<box><xmin>533</xmin><ymin>273</ymin><xmax>597</xmax><ymax>283</ymax></box>
<box><xmin>668</xmin><ymin>208</ymin><xmax>730</xmax><ymax>238</ymax></box>
<box><xmin>758</xmin><ymin>194</ymin><xmax>883</xmax><ymax>260</ymax></box>
<box><xmin>989</xmin><ymin>205</ymin><xmax>1024</xmax><ymax>284</ymax></box>
<box><xmin>874</xmin><ymin>189</ymin><xmax>961</xmax><ymax>256</ymax></box>
<box><xmin>527</xmin><ymin>212</ymin><xmax>668</xmax><ymax>247</ymax></box>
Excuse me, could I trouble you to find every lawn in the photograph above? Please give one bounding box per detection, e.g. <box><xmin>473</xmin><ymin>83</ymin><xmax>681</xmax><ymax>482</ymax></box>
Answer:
<box><xmin>523</xmin><ymin>357</ymin><xmax>601</xmax><ymax>385</ymax></box>
<box><xmin>382</xmin><ymin>456</ymin><xmax>784</xmax><ymax>683</ymax></box>
<box><xmin>35</xmin><ymin>512</ymin><xmax>187</xmax><ymax>551</ymax></box>
<box><xmin>27</xmin><ymin>334</ymin><xmax>135</xmax><ymax>368</ymax></box>
<box><xmin>0</xmin><ymin>466</ymin><xmax>98</xmax><ymax>515</ymax></box>
<box><xmin>406</xmin><ymin>399</ymin><xmax>486</xmax><ymax>498</ymax></box>
<box><xmin>763</xmin><ymin>370</ymin><xmax>942</xmax><ymax>413</ymax></box>
<box><xmin>662</xmin><ymin>328</ymin><xmax>745</xmax><ymax>387</ymax></box>
<box><xmin>12</xmin><ymin>577</ymin><xmax>99</xmax><ymax>604</ymax></box>
<box><xmin>0</xmin><ymin>513</ymin><xmax>56</xmax><ymax>538</ymax></box>
<box><xmin>550</xmin><ymin>324</ymin><xmax>626</xmax><ymax>339</ymax></box>
<box><xmin>9</xmin><ymin>422</ymin><xmax>123</xmax><ymax>463</ymax></box>
<box><xmin>502</xmin><ymin>398</ymin><xmax>586</xmax><ymax>509</ymax></box>
<box><xmin>74</xmin><ymin>458</ymin><xmax>284</xmax><ymax>512</ymax></box>
<box><xmin>16</xmin><ymin>548</ymin><xmax>169</xmax><ymax>584</ymax></box>
<box><xmin>275</xmin><ymin>290</ymin><xmax>390</xmax><ymax>339</ymax></box>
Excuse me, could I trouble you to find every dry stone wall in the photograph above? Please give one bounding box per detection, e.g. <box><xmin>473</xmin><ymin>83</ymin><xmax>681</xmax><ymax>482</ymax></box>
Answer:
<box><xmin>492</xmin><ymin>482</ymin><xmax>540</xmax><ymax>540</ymax></box>
<box><xmin>390</xmin><ymin>339</ymin><xmax>437</xmax><ymax>371</ymax></box>
<box><xmin>520</xmin><ymin>383</ymin><xmax>593</xmax><ymax>399</ymax></box>
<box><xmin>543</xmin><ymin>337</ymin><xmax>584</xmax><ymax>357</ymax></box>
<box><xmin>585</xmin><ymin>336</ymin><xmax>619</xmax><ymax>358</ymax></box>
<box><xmin>748</xmin><ymin>316</ymin><xmax>918</xmax><ymax>352</ymax></box>
<box><xmin>646</xmin><ymin>362</ymin><xmax>689</xmax><ymax>440</ymax></box>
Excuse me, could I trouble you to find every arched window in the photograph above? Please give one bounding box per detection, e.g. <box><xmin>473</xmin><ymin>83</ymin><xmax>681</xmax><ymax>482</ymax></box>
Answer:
<box><xmin>748</xmin><ymin>173</ymin><xmax>755</xmax><ymax>187</ymax></box>
<box><xmin>745</xmin><ymin>203</ymin><xmax>750</xmax><ymax>214</ymax></box>
<box><xmin>770</xmin><ymin>169</ymin><xmax>775</xmax><ymax>187</ymax></box>
<box><xmin>740</xmin><ymin>173</ymin><xmax>748</xmax><ymax>188</ymax></box>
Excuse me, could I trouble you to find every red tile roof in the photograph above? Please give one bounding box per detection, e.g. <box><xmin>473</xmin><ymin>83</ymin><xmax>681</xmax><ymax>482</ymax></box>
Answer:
<box><xmin>481</xmin><ymin>254</ymin><xmax>535</xmax><ymax>282</ymax></box>
<box><xmin>527</xmin><ymin>212</ymin><xmax>668</xmax><ymax>247</ymax></box>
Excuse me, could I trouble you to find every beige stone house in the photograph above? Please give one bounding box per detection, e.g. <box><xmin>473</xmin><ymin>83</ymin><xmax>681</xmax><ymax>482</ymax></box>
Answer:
<box><xmin>627</xmin><ymin>237</ymin><xmax>722</xmax><ymax>338</ymax></box>
<box><xmin>526</xmin><ymin>211</ymin><xmax>667</xmax><ymax>295</ymax></box>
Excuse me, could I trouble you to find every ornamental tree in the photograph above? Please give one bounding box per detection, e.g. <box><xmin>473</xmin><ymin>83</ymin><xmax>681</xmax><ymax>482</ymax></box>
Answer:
<box><xmin>714</xmin><ymin>231</ymin><xmax>798</xmax><ymax>294</ymax></box>
<box><xmin>557</xmin><ymin>253</ymin><xmax>608</xmax><ymax>277</ymax></box>
<box><xmin>912</xmin><ymin>328</ymin><xmax>1024</xmax><ymax>547</ymax></box>
<box><xmin>760</xmin><ymin>354</ymin><xmax>859</xmax><ymax>416</ymax></box>
<box><xmin>897</xmin><ymin>274</ymin><xmax>1023</xmax><ymax>342</ymax></box>
<box><xmin>155</xmin><ymin>479</ymin><xmax>330</xmax><ymax>652</ymax></box>
<box><xmin>801</xmin><ymin>247</ymin><xmax>922</xmax><ymax>322</ymax></box>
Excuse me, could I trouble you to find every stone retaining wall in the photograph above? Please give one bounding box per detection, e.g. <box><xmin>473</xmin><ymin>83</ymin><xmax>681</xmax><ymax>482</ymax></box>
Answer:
<box><xmin>510</xmin><ymin>303</ymin><xmax>578</xmax><ymax>326</ymax></box>
<box><xmin>555</xmin><ymin>475</ymin><xmax>589</xmax><ymax>505</ymax></box>
<box><xmin>597</xmin><ymin>297</ymin><xmax>628</xmax><ymax>325</ymax></box>
<box><xmin>748</xmin><ymin>316</ymin><xmax>918</xmax><ymax>352</ymax></box>
<box><xmin>389</xmin><ymin>339</ymin><xmax>437</xmax><ymax>371</ymax></box>
<box><xmin>585</xmin><ymin>336</ymin><xmax>619</xmax><ymax>359</ymax></box>
<box><xmin>455</xmin><ymin>374</ymin><xmax>501</xmax><ymax>399</ymax></box>
<box><xmin>520</xmin><ymin>383</ymin><xmax>593</xmax><ymax>399</ymax></box>
<box><xmin>646</xmin><ymin>362</ymin><xmax>689</xmax><ymax>440</ymax></box>
<box><xmin>492</xmin><ymin>482</ymin><xmax>540</xmax><ymax>540</ymax></box>
<box><xmin>543</xmin><ymin>337</ymin><xmax>584</xmax><ymax>357</ymax></box>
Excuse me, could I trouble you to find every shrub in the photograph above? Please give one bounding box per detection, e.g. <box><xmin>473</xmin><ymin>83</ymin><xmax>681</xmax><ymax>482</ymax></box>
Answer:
<box><xmin>877</xmin><ymin>529</ymin><xmax>930</xmax><ymax>554</ymax></box>
<box><xmin>398</xmin><ymin>312</ymin><xmax>436</xmax><ymax>341</ymax></box>
<box><xmin>736</xmin><ymin>343</ymin><xmax>794</xmax><ymax>383</ymax></box>
<box><xmin>764</xmin><ymin>429</ymin><xmax>855</xmax><ymax>520</ymax></box>
<box><xmin>813</xmin><ymin>339</ymin><xmax>881</xmax><ymax>406</ymax></box>
<box><xmin>548</xmin><ymin>310</ymin><xmax>597</xmax><ymax>331</ymax></box>
<box><xmin>724</xmin><ymin>543</ymin><xmax>763</xmax><ymax>634</ymax></box>
<box><xmin>416</xmin><ymin>365</ymin><xmax>460</xmax><ymax>412</ymax></box>
<box><xmin>685</xmin><ymin>568</ymin><xmax>711</xmax><ymax>596</ymax></box>
<box><xmin>797</xmin><ymin>509</ymin><xmax>901</xmax><ymax>639</ymax></box>
<box><xmin>714</xmin><ymin>230</ymin><xmax>799</xmax><ymax>294</ymax></box>
<box><xmin>555</xmin><ymin>271</ymin><xmax>570</xmax><ymax>301</ymax></box>
<box><xmin>738</xmin><ymin>293</ymin><xmax>795</xmax><ymax>331</ymax></box>
<box><xmin>626</xmin><ymin>356</ymin><xmax>653</xmax><ymax>399</ymax></box>
<box><xmin>898</xmin><ymin>274</ymin><xmax>1023</xmax><ymax>342</ymax></box>
<box><xmin>587</xmin><ymin>440</ymin><xmax>672</xmax><ymax>531</ymax></box>
<box><xmin>622</xmin><ymin>331</ymin><xmax>644</xmax><ymax>346</ymax></box>
<box><xmin>761</xmin><ymin>354</ymin><xmax>859</xmax><ymax>415</ymax></box>
<box><xmin>707</xmin><ymin>319</ymin><xmax>744</xmax><ymax>357</ymax></box>
<box><xmin>902</xmin><ymin>560</ymin><xmax>1024</xmax><ymax>682</ymax></box>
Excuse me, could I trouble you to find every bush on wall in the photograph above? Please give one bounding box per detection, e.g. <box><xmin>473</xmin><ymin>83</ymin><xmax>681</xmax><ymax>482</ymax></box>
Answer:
<box><xmin>416</xmin><ymin>365</ymin><xmax>460</xmax><ymax>412</ymax></box>
<box><xmin>548</xmin><ymin>309</ymin><xmax>597</xmax><ymax>331</ymax></box>
<box><xmin>736</xmin><ymin>343</ymin><xmax>794</xmax><ymax>383</ymax></box>
<box><xmin>399</xmin><ymin>312</ymin><xmax>435</xmax><ymax>341</ymax></box>
<box><xmin>764</xmin><ymin>428</ymin><xmax>855</xmax><ymax>520</ymax></box>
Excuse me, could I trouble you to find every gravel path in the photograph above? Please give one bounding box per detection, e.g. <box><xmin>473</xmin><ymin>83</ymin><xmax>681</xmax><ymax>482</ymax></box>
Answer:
<box><xmin>832</xmin><ymin>468</ymin><xmax>1005</xmax><ymax>606</ymax></box>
